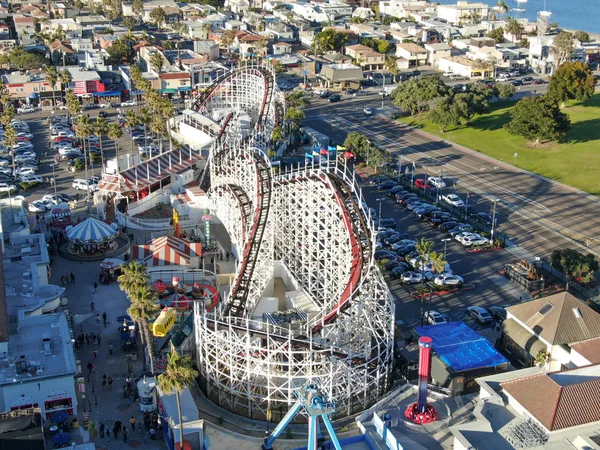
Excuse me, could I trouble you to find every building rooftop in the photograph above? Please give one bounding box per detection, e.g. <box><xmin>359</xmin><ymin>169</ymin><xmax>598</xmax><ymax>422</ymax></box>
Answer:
<box><xmin>66</xmin><ymin>67</ymin><xmax>101</xmax><ymax>82</ymax></box>
<box><xmin>507</xmin><ymin>292</ymin><xmax>600</xmax><ymax>346</ymax></box>
<box><xmin>414</xmin><ymin>322</ymin><xmax>508</xmax><ymax>371</ymax></box>
<box><xmin>570</xmin><ymin>337</ymin><xmax>600</xmax><ymax>364</ymax></box>
<box><xmin>0</xmin><ymin>313</ymin><xmax>77</xmax><ymax>385</ymax></box>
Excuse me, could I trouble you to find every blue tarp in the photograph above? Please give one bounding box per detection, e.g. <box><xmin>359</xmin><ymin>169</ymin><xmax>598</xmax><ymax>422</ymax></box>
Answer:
<box><xmin>414</xmin><ymin>322</ymin><xmax>508</xmax><ymax>372</ymax></box>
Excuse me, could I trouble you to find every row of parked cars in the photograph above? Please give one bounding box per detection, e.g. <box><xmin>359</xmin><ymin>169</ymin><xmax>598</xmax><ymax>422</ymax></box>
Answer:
<box><xmin>49</xmin><ymin>116</ymin><xmax>106</xmax><ymax>173</ymax></box>
<box><xmin>0</xmin><ymin>119</ymin><xmax>43</xmax><ymax>190</ymax></box>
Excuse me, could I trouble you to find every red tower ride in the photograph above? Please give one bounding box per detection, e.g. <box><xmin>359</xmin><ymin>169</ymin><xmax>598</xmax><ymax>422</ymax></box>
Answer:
<box><xmin>405</xmin><ymin>336</ymin><xmax>438</xmax><ymax>424</ymax></box>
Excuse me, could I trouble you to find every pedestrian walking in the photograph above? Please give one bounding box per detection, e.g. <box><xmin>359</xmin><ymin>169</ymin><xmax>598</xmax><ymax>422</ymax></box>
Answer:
<box><xmin>149</xmin><ymin>428</ymin><xmax>156</xmax><ymax>440</ymax></box>
<box><xmin>226</xmin><ymin>251</ymin><xmax>230</xmax><ymax>261</ymax></box>
<box><xmin>102</xmin><ymin>312</ymin><xmax>107</xmax><ymax>327</ymax></box>
<box><xmin>70</xmin><ymin>272</ymin><xmax>75</xmax><ymax>284</ymax></box>
<box><xmin>123</xmin><ymin>428</ymin><xmax>128</xmax><ymax>443</ymax></box>
<box><xmin>130</xmin><ymin>416</ymin><xmax>136</xmax><ymax>431</ymax></box>
<box><xmin>113</xmin><ymin>421</ymin><xmax>121</xmax><ymax>439</ymax></box>
<box><xmin>108</xmin><ymin>376</ymin><xmax>113</xmax><ymax>389</ymax></box>
<box><xmin>96</xmin><ymin>313</ymin><xmax>100</xmax><ymax>324</ymax></box>
<box><xmin>61</xmin><ymin>275</ymin><xmax>65</xmax><ymax>285</ymax></box>
<box><xmin>86</xmin><ymin>335</ymin><xmax>90</xmax><ymax>346</ymax></box>
<box><xmin>99</xmin><ymin>422</ymin><xmax>105</xmax><ymax>438</ymax></box>
<box><xmin>97</xmin><ymin>334</ymin><xmax>101</xmax><ymax>345</ymax></box>
<box><xmin>92</xmin><ymin>350</ymin><xmax>97</xmax><ymax>360</ymax></box>
<box><xmin>102</xmin><ymin>378</ymin><xmax>107</xmax><ymax>390</ymax></box>
<box><xmin>87</xmin><ymin>361</ymin><xmax>93</xmax><ymax>375</ymax></box>
<box><xmin>90</xmin><ymin>301</ymin><xmax>95</xmax><ymax>311</ymax></box>
<box><xmin>93</xmin><ymin>282</ymin><xmax>98</xmax><ymax>294</ymax></box>
<box><xmin>137</xmin><ymin>422</ymin><xmax>142</xmax><ymax>433</ymax></box>
<box><xmin>108</xmin><ymin>343</ymin><xmax>113</xmax><ymax>355</ymax></box>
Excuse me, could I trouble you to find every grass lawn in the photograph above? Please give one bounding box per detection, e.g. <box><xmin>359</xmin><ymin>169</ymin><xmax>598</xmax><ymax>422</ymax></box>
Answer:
<box><xmin>399</xmin><ymin>94</ymin><xmax>600</xmax><ymax>195</ymax></box>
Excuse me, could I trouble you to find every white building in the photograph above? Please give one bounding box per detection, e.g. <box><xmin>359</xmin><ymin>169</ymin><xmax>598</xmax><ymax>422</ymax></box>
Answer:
<box><xmin>379</xmin><ymin>0</ymin><xmax>431</xmax><ymax>20</ymax></box>
<box><xmin>436</xmin><ymin>1</ymin><xmax>489</xmax><ymax>25</ymax></box>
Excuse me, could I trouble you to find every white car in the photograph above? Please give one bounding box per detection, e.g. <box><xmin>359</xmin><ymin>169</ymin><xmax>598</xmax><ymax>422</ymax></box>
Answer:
<box><xmin>433</xmin><ymin>274</ymin><xmax>464</xmax><ymax>287</ymax></box>
<box><xmin>443</xmin><ymin>71</ymin><xmax>453</xmax><ymax>77</ymax></box>
<box><xmin>17</xmin><ymin>132</ymin><xmax>33</xmax><ymax>139</ymax></box>
<box><xmin>467</xmin><ymin>306</ymin><xmax>493</xmax><ymax>324</ymax></box>
<box><xmin>17</xmin><ymin>106</ymin><xmax>36</xmax><ymax>114</ymax></box>
<box><xmin>73</xmin><ymin>178</ymin><xmax>94</xmax><ymax>190</ymax></box>
<box><xmin>455</xmin><ymin>232</ymin><xmax>478</xmax><ymax>243</ymax></box>
<box><xmin>425</xmin><ymin>310</ymin><xmax>447</xmax><ymax>325</ymax></box>
<box><xmin>462</xmin><ymin>236</ymin><xmax>490</xmax><ymax>247</ymax></box>
<box><xmin>364</xmin><ymin>107</ymin><xmax>373</xmax><ymax>115</ymax></box>
<box><xmin>15</xmin><ymin>167</ymin><xmax>36</xmax><ymax>177</ymax></box>
<box><xmin>28</xmin><ymin>199</ymin><xmax>52</xmax><ymax>213</ymax></box>
<box><xmin>121</xmin><ymin>100</ymin><xmax>137</xmax><ymax>107</ymax></box>
<box><xmin>0</xmin><ymin>182</ymin><xmax>16</xmax><ymax>192</ymax></box>
<box><xmin>441</xmin><ymin>194</ymin><xmax>464</xmax><ymax>207</ymax></box>
<box><xmin>43</xmin><ymin>194</ymin><xmax>69</xmax><ymax>205</ymax></box>
<box><xmin>14</xmin><ymin>153</ymin><xmax>36</xmax><ymax>163</ymax></box>
<box><xmin>401</xmin><ymin>271</ymin><xmax>424</xmax><ymax>284</ymax></box>
<box><xmin>138</xmin><ymin>144</ymin><xmax>158</xmax><ymax>156</ymax></box>
<box><xmin>19</xmin><ymin>174</ymin><xmax>43</xmax><ymax>183</ymax></box>
<box><xmin>427</xmin><ymin>176</ymin><xmax>446</xmax><ymax>188</ymax></box>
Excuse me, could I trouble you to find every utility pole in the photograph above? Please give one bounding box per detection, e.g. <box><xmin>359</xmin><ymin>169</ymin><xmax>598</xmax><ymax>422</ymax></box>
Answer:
<box><xmin>490</xmin><ymin>198</ymin><xmax>500</xmax><ymax>242</ymax></box>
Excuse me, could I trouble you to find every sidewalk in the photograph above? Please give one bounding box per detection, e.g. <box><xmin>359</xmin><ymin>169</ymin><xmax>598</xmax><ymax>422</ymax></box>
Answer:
<box><xmin>49</xmin><ymin>251</ymin><xmax>167</xmax><ymax>449</ymax></box>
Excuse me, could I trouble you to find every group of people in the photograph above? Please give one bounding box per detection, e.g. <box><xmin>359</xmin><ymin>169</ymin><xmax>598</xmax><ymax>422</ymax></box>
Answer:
<box><xmin>73</xmin><ymin>332</ymin><xmax>101</xmax><ymax>350</ymax></box>
<box><xmin>97</xmin><ymin>416</ymin><xmax>157</xmax><ymax>443</ymax></box>
<box><xmin>60</xmin><ymin>272</ymin><xmax>76</xmax><ymax>285</ymax></box>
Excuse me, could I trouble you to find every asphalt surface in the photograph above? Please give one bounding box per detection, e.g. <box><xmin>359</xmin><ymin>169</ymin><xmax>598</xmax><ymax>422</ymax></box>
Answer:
<box><xmin>303</xmin><ymin>87</ymin><xmax>600</xmax><ymax>261</ymax></box>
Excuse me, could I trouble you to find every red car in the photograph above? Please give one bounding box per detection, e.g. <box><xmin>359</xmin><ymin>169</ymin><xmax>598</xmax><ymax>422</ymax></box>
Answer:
<box><xmin>414</xmin><ymin>179</ymin><xmax>430</xmax><ymax>189</ymax></box>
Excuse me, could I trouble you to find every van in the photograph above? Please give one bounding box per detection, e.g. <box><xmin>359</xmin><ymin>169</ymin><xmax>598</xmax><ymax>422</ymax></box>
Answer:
<box><xmin>152</xmin><ymin>308</ymin><xmax>176</xmax><ymax>337</ymax></box>
<box><xmin>449</xmin><ymin>74</ymin><xmax>464</xmax><ymax>80</ymax></box>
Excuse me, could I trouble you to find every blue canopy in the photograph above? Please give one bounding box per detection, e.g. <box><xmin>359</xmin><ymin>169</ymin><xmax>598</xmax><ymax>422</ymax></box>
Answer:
<box><xmin>50</xmin><ymin>411</ymin><xmax>69</xmax><ymax>423</ymax></box>
<box><xmin>51</xmin><ymin>431</ymin><xmax>72</xmax><ymax>445</ymax></box>
<box><xmin>66</xmin><ymin>217</ymin><xmax>118</xmax><ymax>244</ymax></box>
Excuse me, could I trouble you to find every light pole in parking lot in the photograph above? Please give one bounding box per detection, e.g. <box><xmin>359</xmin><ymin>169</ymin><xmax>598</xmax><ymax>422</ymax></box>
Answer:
<box><xmin>490</xmin><ymin>198</ymin><xmax>500</xmax><ymax>242</ymax></box>
<box><xmin>376</xmin><ymin>198</ymin><xmax>384</xmax><ymax>224</ymax></box>
<box><xmin>441</xmin><ymin>238</ymin><xmax>452</xmax><ymax>260</ymax></box>
<box><xmin>51</xmin><ymin>163</ymin><xmax>58</xmax><ymax>197</ymax></box>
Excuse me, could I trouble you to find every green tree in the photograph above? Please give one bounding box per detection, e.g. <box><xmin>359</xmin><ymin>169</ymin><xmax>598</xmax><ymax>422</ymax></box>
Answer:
<box><xmin>487</xmin><ymin>27</ymin><xmax>505</xmax><ymax>43</ymax></box>
<box><xmin>312</xmin><ymin>29</ymin><xmax>348</xmax><ymax>53</ymax></box>
<box><xmin>93</xmin><ymin>117</ymin><xmax>109</xmax><ymax>167</ymax></box>
<box><xmin>284</xmin><ymin>91</ymin><xmax>308</xmax><ymax>109</ymax></box>
<box><xmin>74</xmin><ymin>115</ymin><xmax>92</xmax><ymax>184</ymax></box>
<box><xmin>496</xmin><ymin>82</ymin><xmax>516</xmax><ymax>100</ymax></box>
<box><xmin>106</xmin><ymin>39</ymin><xmax>133</xmax><ymax>65</ymax></box>
<box><xmin>150</xmin><ymin>52</ymin><xmax>164</xmax><ymax>73</ymax></box>
<box><xmin>547</xmin><ymin>61</ymin><xmax>596</xmax><ymax>105</ymax></box>
<box><xmin>127</xmin><ymin>286</ymin><xmax>160</xmax><ymax>373</ymax></box>
<box><xmin>453</xmin><ymin>91</ymin><xmax>489</xmax><ymax>124</ymax></box>
<box><xmin>505</xmin><ymin>17</ymin><xmax>523</xmax><ymax>41</ymax></box>
<box><xmin>429</xmin><ymin>96</ymin><xmax>463</xmax><ymax>132</ymax></box>
<box><xmin>43</xmin><ymin>65</ymin><xmax>59</xmax><ymax>110</ymax></box>
<box><xmin>349</xmin><ymin>17</ymin><xmax>366</xmax><ymax>24</ymax></box>
<box><xmin>58</xmin><ymin>69</ymin><xmax>72</xmax><ymax>93</ymax></box>
<box><xmin>221</xmin><ymin>30</ymin><xmax>235</xmax><ymax>56</ymax></box>
<box><xmin>551</xmin><ymin>249</ymin><xmax>598</xmax><ymax>285</ymax></box>
<box><xmin>284</xmin><ymin>107</ymin><xmax>305</xmax><ymax>132</ymax></box>
<box><xmin>157</xmin><ymin>348</ymin><xmax>198</xmax><ymax>448</ymax></box>
<box><xmin>376</xmin><ymin>39</ymin><xmax>391</xmax><ymax>54</ymax></box>
<box><xmin>107</xmin><ymin>122</ymin><xmax>123</xmax><ymax>172</ymax></box>
<box><xmin>574</xmin><ymin>30</ymin><xmax>591</xmax><ymax>43</ymax></box>
<box><xmin>505</xmin><ymin>95</ymin><xmax>571</xmax><ymax>144</ymax></box>
<box><xmin>496</xmin><ymin>1</ymin><xmax>509</xmax><ymax>16</ymax></box>
<box><xmin>385</xmin><ymin>56</ymin><xmax>399</xmax><ymax>76</ymax></box>
<box><xmin>150</xmin><ymin>7</ymin><xmax>166</xmax><ymax>27</ymax></box>
<box><xmin>391</xmin><ymin>75</ymin><xmax>449</xmax><ymax>115</ymax></box>
<box><xmin>0</xmin><ymin>47</ymin><xmax>48</xmax><ymax>71</ymax></box>
<box><xmin>132</xmin><ymin>0</ymin><xmax>143</xmax><ymax>17</ymax></box>
<box><xmin>343</xmin><ymin>132</ymin><xmax>370</xmax><ymax>158</ymax></box>
<box><xmin>551</xmin><ymin>32</ymin><xmax>574</xmax><ymax>67</ymax></box>
<box><xmin>122</xmin><ymin>16</ymin><xmax>136</xmax><ymax>30</ymax></box>
<box><xmin>65</xmin><ymin>88</ymin><xmax>80</xmax><ymax>118</ymax></box>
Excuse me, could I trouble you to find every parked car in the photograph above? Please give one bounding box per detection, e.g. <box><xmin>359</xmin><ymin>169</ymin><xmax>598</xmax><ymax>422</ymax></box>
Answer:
<box><xmin>121</xmin><ymin>100</ymin><xmax>137</xmax><ymax>107</ymax></box>
<box><xmin>449</xmin><ymin>224</ymin><xmax>474</xmax><ymax>237</ymax></box>
<box><xmin>0</xmin><ymin>182</ymin><xmax>16</xmax><ymax>192</ymax></box>
<box><xmin>328</xmin><ymin>95</ymin><xmax>341</xmax><ymax>103</ymax></box>
<box><xmin>441</xmin><ymin>194</ymin><xmax>464</xmax><ymax>207</ymax></box>
<box><xmin>374</xmin><ymin>250</ymin><xmax>398</xmax><ymax>262</ymax></box>
<box><xmin>363</xmin><ymin>107</ymin><xmax>373</xmax><ymax>115</ymax></box>
<box><xmin>43</xmin><ymin>194</ymin><xmax>70</xmax><ymax>205</ymax></box>
<box><xmin>455</xmin><ymin>232</ymin><xmax>479</xmax><ymax>244</ymax></box>
<box><xmin>388</xmin><ymin>264</ymin><xmax>411</xmax><ymax>279</ymax></box>
<box><xmin>397</xmin><ymin>194</ymin><xmax>418</xmax><ymax>205</ymax></box>
<box><xmin>395</xmin><ymin>244</ymin><xmax>416</xmax><ymax>256</ymax></box>
<box><xmin>377</xmin><ymin>181</ymin><xmax>398</xmax><ymax>191</ymax></box>
<box><xmin>376</xmin><ymin>218</ymin><xmax>397</xmax><ymax>229</ymax></box>
<box><xmin>427</xmin><ymin>176</ymin><xmax>446</xmax><ymax>188</ymax></box>
<box><xmin>439</xmin><ymin>221</ymin><xmax>459</xmax><ymax>231</ymax></box>
<box><xmin>414</xmin><ymin>179</ymin><xmax>430</xmax><ymax>189</ymax></box>
<box><xmin>17</xmin><ymin>106</ymin><xmax>36</xmax><ymax>114</ymax></box>
<box><xmin>19</xmin><ymin>174</ymin><xmax>43</xmax><ymax>183</ymax></box>
<box><xmin>462</xmin><ymin>235</ymin><xmax>490</xmax><ymax>247</ymax></box>
<box><xmin>386</xmin><ymin>186</ymin><xmax>404</xmax><ymax>197</ymax></box>
<box><xmin>72</xmin><ymin>178</ymin><xmax>97</xmax><ymax>191</ymax></box>
<box><xmin>487</xmin><ymin>306</ymin><xmax>507</xmax><ymax>323</ymax></box>
<box><xmin>401</xmin><ymin>271</ymin><xmax>423</xmax><ymax>284</ymax></box>
<box><xmin>318</xmin><ymin>91</ymin><xmax>330</xmax><ymax>98</ymax></box>
<box><xmin>425</xmin><ymin>310</ymin><xmax>447</xmax><ymax>325</ymax></box>
<box><xmin>470</xmin><ymin>212</ymin><xmax>493</xmax><ymax>225</ymax></box>
<box><xmin>467</xmin><ymin>306</ymin><xmax>493</xmax><ymax>324</ymax></box>
<box><xmin>532</xmin><ymin>79</ymin><xmax>547</xmax><ymax>85</ymax></box>
<box><xmin>433</xmin><ymin>274</ymin><xmax>464</xmax><ymax>287</ymax></box>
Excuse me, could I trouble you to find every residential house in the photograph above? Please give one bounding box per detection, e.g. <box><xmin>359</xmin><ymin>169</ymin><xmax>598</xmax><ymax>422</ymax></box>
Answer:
<box><xmin>234</xmin><ymin>32</ymin><xmax>267</xmax><ymax>58</ymax></box>
<box><xmin>528</xmin><ymin>34</ymin><xmax>556</xmax><ymax>75</ymax></box>
<box><xmin>298</xmin><ymin>24</ymin><xmax>318</xmax><ymax>47</ymax></box>
<box><xmin>48</xmin><ymin>40</ymin><xmax>77</xmax><ymax>66</ymax></box>
<box><xmin>265</xmin><ymin>22</ymin><xmax>295</xmax><ymax>42</ymax></box>
<box><xmin>291</xmin><ymin>3</ymin><xmax>353</xmax><ymax>23</ymax></box>
<box><xmin>202</xmin><ymin>13</ymin><xmax>227</xmax><ymax>29</ymax></box>
<box><xmin>13</xmin><ymin>15</ymin><xmax>35</xmax><ymax>45</ymax></box>
<box><xmin>138</xmin><ymin>45</ymin><xmax>168</xmax><ymax>73</ymax></box>
<box><xmin>16</xmin><ymin>4</ymin><xmax>49</xmax><ymax>20</ymax></box>
<box><xmin>162</xmin><ymin>6</ymin><xmax>182</xmax><ymax>24</ymax></box>
<box><xmin>262</xmin><ymin>0</ymin><xmax>286</xmax><ymax>12</ymax></box>
<box><xmin>317</xmin><ymin>63</ymin><xmax>364</xmax><ymax>90</ymax></box>
<box><xmin>96</xmin><ymin>33</ymin><xmax>119</xmax><ymax>50</ymax></box>
<box><xmin>40</xmin><ymin>18</ymin><xmax>79</xmax><ymax>34</ymax></box>
<box><xmin>180</xmin><ymin>4</ymin><xmax>216</xmax><ymax>21</ymax></box>
<box><xmin>468</xmin><ymin>44</ymin><xmax>529</xmax><ymax>73</ymax></box>
<box><xmin>0</xmin><ymin>24</ymin><xmax>10</xmax><ymax>41</ymax></box>
<box><xmin>193</xmin><ymin>40</ymin><xmax>220</xmax><ymax>61</ymax></box>
<box><xmin>348</xmin><ymin>23</ymin><xmax>387</xmax><ymax>41</ymax></box>
<box><xmin>388</xmin><ymin>29</ymin><xmax>415</xmax><ymax>44</ymax></box>
<box><xmin>188</xmin><ymin>61</ymin><xmax>228</xmax><ymax>88</ymax></box>
<box><xmin>225</xmin><ymin>20</ymin><xmax>248</xmax><ymax>32</ymax></box>
<box><xmin>225</xmin><ymin>0</ymin><xmax>249</xmax><ymax>15</ymax></box>
<box><xmin>498</xmin><ymin>292</ymin><xmax>600</xmax><ymax>371</ymax></box>
<box><xmin>438</xmin><ymin>55</ymin><xmax>492</xmax><ymax>78</ymax></box>
<box><xmin>395</xmin><ymin>42</ymin><xmax>427</xmax><ymax>67</ymax></box>
<box><xmin>424</xmin><ymin>42</ymin><xmax>452</xmax><ymax>66</ymax></box>
<box><xmin>451</xmin><ymin>364</ymin><xmax>600</xmax><ymax>450</ymax></box>
<box><xmin>352</xmin><ymin>7</ymin><xmax>375</xmax><ymax>20</ymax></box>
<box><xmin>159</xmin><ymin>72</ymin><xmax>192</xmax><ymax>96</ymax></box>
<box><xmin>50</xmin><ymin>2</ymin><xmax>78</xmax><ymax>18</ymax></box>
<box><xmin>271</xmin><ymin>41</ymin><xmax>292</xmax><ymax>56</ymax></box>
<box><xmin>345</xmin><ymin>44</ymin><xmax>385</xmax><ymax>70</ymax></box>
<box><xmin>70</xmin><ymin>38</ymin><xmax>94</xmax><ymax>53</ymax></box>
<box><xmin>186</xmin><ymin>22</ymin><xmax>211</xmax><ymax>40</ymax></box>
<box><xmin>379</xmin><ymin>0</ymin><xmax>431</xmax><ymax>19</ymax></box>
<box><xmin>436</xmin><ymin>1</ymin><xmax>489</xmax><ymax>25</ymax></box>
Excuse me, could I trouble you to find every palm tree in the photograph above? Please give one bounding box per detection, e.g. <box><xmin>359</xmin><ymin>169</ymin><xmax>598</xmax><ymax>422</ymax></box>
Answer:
<box><xmin>43</xmin><ymin>65</ymin><xmax>59</xmax><ymax>110</ymax></box>
<box><xmin>118</xmin><ymin>261</ymin><xmax>149</xmax><ymax>294</ymax></box>
<box><xmin>416</xmin><ymin>237</ymin><xmax>434</xmax><ymax>324</ymax></box>
<box><xmin>74</xmin><ymin>115</ymin><xmax>92</xmax><ymax>194</ymax></box>
<box><xmin>150</xmin><ymin>52</ymin><xmax>164</xmax><ymax>74</ymax></box>
<box><xmin>65</xmin><ymin>88</ymin><xmax>80</xmax><ymax>119</ymax></box>
<box><xmin>506</xmin><ymin>17</ymin><xmax>523</xmax><ymax>41</ymax></box>
<box><xmin>157</xmin><ymin>348</ymin><xmax>198</xmax><ymax>448</ymax></box>
<box><xmin>4</xmin><ymin>125</ymin><xmax>18</xmax><ymax>183</ymax></box>
<box><xmin>123</xmin><ymin>110</ymin><xmax>139</xmax><ymax>155</ymax></box>
<box><xmin>93</xmin><ymin>117</ymin><xmax>109</xmax><ymax>168</ymax></box>
<box><xmin>58</xmin><ymin>69</ymin><xmax>72</xmax><ymax>106</ymax></box>
<box><xmin>150</xmin><ymin>114</ymin><xmax>167</xmax><ymax>154</ymax></box>
<box><xmin>496</xmin><ymin>1</ymin><xmax>509</xmax><ymax>17</ymax></box>
<box><xmin>284</xmin><ymin>91</ymin><xmax>308</xmax><ymax>109</ymax></box>
<box><xmin>107</xmin><ymin>122</ymin><xmax>123</xmax><ymax>172</ymax></box>
<box><xmin>221</xmin><ymin>30</ymin><xmax>235</xmax><ymax>57</ymax></box>
<box><xmin>127</xmin><ymin>286</ymin><xmax>160</xmax><ymax>374</ymax></box>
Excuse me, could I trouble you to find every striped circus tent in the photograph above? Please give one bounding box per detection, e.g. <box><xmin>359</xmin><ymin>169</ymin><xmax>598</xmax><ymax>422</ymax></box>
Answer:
<box><xmin>66</xmin><ymin>217</ymin><xmax>119</xmax><ymax>244</ymax></box>
<box><xmin>133</xmin><ymin>236</ymin><xmax>202</xmax><ymax>267</ymax></box>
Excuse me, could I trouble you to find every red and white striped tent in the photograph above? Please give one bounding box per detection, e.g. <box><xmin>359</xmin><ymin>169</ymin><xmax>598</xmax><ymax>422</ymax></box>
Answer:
<box><xmin>133</xmin><ymin>236</ymin><xmax>202</xmax><ymax>267</ymax></box>
<box><xmin>97</xmin><ymin>146</ymin><xmax>206</xmax><ymax>195</ymax></box>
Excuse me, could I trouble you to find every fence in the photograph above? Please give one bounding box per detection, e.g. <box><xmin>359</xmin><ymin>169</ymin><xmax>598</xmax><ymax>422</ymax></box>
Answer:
<box><xmin>539</xmin><ymin>260</ymin><xmax>600</xmax><ymax>309</ymax></box>
<box><xmin>503</xmin><ymin>263</ymin><xmax>545</xmax><ymax>292</ymax></box>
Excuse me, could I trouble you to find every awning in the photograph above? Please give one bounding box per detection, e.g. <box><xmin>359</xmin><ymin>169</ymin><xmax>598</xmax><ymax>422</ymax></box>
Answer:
<box><xmin>95</xmin><ymin>90</ymin><xmax>121</xmax><ymax>97</ymax></box>
<box><xmin>501</xmin><ymin>319</ymin><xmax>547</xmax><ymax>357</ymax></box>
<box><xmin>178</xmin><ymin>86</ymin><xmax>192</xmax><ymax>91</ymax></box>
<box><xmin>130</xmin><ymin>90</ymin><xmax>143</xmax><ymax>95</ymax></box>
<box><xmin>160</xmin><ymin>88</ymin><xmax>176</xmax><ymax>94</ymax></box>
<box><xmin>97</xmin><ymin>146</ymin><xmax>206</xmax><ymax>194</ymax></box>
<box><xmin>28</xmin><ymin>92</ymin><xmax>39</xmax><ymax>98</ymax></box>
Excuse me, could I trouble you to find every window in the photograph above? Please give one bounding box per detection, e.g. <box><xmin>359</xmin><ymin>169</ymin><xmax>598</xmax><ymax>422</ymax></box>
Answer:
<box><xmin>180</xmin><ymin>80</ymin><xmax>188</xmax><ymax>86</ymax></box>
<box><xmin>41</xmin><ymin>86</ymin><xmax>46</xmax><ymax>91</ymax></box>
<box><xmin>33</xmin><ymin>87</ymin><xmax>39</xmax><ymax>92</ymax></box>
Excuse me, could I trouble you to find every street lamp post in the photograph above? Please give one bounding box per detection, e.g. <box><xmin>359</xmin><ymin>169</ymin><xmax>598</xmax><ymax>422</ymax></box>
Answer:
<box><xmin>51</xmin><ymin>163</ymin><xmax>58</xmax><ymax>197</ymax></box>
<box><xmin>490</xmin><ymin>198</ymin><xmax>500</xmax><ymax>242</ymax></box>
<box><xmin>376</xmin><ymin>198</ymin><xmax>384</xmax><ymax>225</ymax></box>
<box><xmin>442</xmin><ymin>238</ymin><xmax>452</xmax><ymax>260</ymax></box>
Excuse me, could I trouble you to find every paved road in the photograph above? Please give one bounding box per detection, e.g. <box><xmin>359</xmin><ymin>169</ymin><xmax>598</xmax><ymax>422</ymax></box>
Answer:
<box><xmin>303</xmin><ymin>93</ymin><xmax>600</xmax><ymax>261</ymax></box>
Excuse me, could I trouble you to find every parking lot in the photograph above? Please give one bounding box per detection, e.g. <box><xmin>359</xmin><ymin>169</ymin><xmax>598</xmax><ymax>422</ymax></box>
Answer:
<box><xmin>359</xmin><ymin>177</ymin><xmax>530</xmax><ymax>331</ymax></box>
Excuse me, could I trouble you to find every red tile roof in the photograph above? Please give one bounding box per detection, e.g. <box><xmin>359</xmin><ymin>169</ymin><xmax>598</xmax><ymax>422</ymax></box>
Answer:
<box><xmin>571</xmin><ymin>337</ymin><xmax>600</xmax><ymax>364</ymax></box>
<box><xmin>159</xmin><ymin>72</ymin><xmax>189</xmax><ymax>80</ymax></box>
<box><xmin>501</xmin><ymin>369</ymin><xmax>600</xmax><ymax>431</ymax></box>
